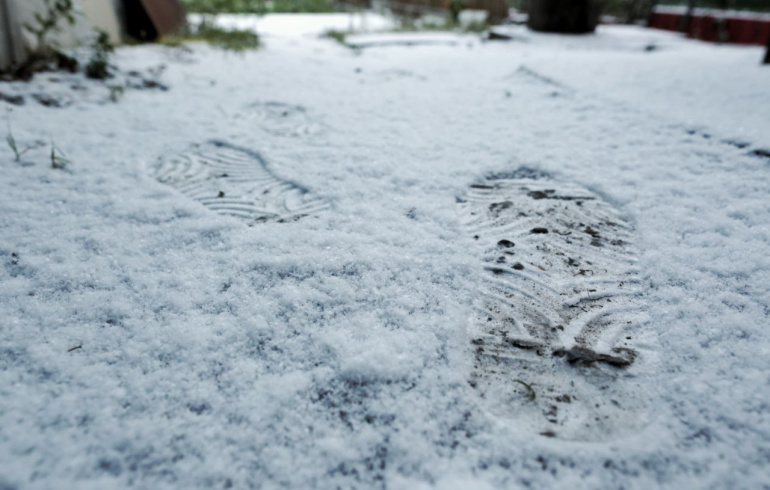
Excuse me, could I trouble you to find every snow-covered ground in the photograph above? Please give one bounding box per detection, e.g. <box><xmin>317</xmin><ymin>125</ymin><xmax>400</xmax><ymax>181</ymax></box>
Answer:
<box><xmin>1</xmin><ymin>16</ymin><xmax>769</xmax><ymax>489</ymax></box>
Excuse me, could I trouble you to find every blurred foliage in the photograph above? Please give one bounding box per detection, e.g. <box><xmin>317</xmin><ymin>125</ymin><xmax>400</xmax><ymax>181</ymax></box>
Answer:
<box><xmin>448</xmin><ymin>0</ymin><xmax>463</xmax><ymax>22</ymax></box>
<box><xmin>23</xmin><ymin>0</ymin><xmax>77</xmax><ymax>53</ymax></box>
<box><xmin>86</xmin><ymin>30</ymin><xmax>115</xmax><ymax>80</ymax></box>
<box><xmin>160</xmin><ymin>20</ymin><xmax>260</xmax><ymax>51</ymax></box>
<box><xmin>179</xmin><ymin>0</ymin><xmax>342</xmax><ymax>14</ymax></box>
<box><xmin>321</xmin><ymin>28</ymin><xmax>348</xmax><ymax>43</ymax></box>
<box><xmin>463</xmin><ymin>20</ymin><xmax>489</xmax><ymax>31</ymax></box>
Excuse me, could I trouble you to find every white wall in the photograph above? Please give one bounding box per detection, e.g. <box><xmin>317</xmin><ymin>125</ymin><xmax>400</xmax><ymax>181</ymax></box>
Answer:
<box><xmin>14</xmin><ymin>0</ymin><xmax>94</xmax><ymax>50</ymax></box>
<box><xmin>80</xmin><ymin>0</ymin><xmax>123</xmax><ymax>44</ymax></box>
<box><xmin>0</xmin><ymin>0</ymin><xmax>123</xmax><ymax>71</ymax></box>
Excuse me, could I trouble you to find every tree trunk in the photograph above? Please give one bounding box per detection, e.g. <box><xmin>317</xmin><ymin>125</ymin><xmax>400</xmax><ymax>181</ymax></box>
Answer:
<box><xmin>679</xmin><ymin>0</ymin><xmax>696</xmax><ymax>34</ymax></box>
<box><xmin>624</xmin><ymin>0</ymin><xmax>638</xmax><ymax>24</ymax></box>
<box><xmin>527</xmin><ymin>0</ymin><xmax>603</xmax><ymax>34</ymax></box>
<box><xmin>624</xmin><ymin>0</ymin><xmax>648</xmax><ymax>24</ymax></box>
<box><xmin>624</xmin><ymin>0</ymin><xmax>658</xmax><ymax>25</ymax></box>
<box><xmin>714</xmin><ymin>0</ymin><xmax>731</xmax><ymax>44</ymax></box>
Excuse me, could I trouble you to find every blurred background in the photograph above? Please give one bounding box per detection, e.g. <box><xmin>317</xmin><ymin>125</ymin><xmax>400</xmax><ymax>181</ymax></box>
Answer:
<box><xmin>1</xmin><ymin>0</ymin><xmax>769</xmax><ymax>74</ymax></box>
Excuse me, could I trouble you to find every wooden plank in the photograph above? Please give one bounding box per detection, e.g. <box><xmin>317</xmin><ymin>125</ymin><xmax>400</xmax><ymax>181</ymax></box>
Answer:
<box><xmin>125</xmin><ymin>0</ymin><xmax>186</xmax><ymax>40</ymax></box>
<box><xmin>138</xmin><ymin>0</ymin><xmax>186</xmax><ymax>36</ymax></box>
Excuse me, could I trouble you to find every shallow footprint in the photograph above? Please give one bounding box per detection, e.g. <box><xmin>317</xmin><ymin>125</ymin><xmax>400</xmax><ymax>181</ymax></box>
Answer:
<box><xmin>239</xmin><ymin>101</ymin><xmax>323</xmax><ymax>137</ymax></box>
<box><xmin>153</xmin><ymin>140</ymin><xmax>329</xmax><ymax>224</ymax></box>
<box><xmin>459</xmin><ymin>168</ymin><xmax>654</xmax><ymax>441</ymax></box>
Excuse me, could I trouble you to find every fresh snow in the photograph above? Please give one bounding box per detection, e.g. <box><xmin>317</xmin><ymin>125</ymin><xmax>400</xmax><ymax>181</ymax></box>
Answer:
<box><xmin>0</xmin><ymin>16</ymin><xmax>769</xmax><ymax>490</ymax></box>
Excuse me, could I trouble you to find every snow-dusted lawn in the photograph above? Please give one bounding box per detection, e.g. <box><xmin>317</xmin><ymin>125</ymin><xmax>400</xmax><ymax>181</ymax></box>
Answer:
<box><xmin>1</xmin><ymin>17</ymin><xmax>769</xmax><ymax>489</ymax></box>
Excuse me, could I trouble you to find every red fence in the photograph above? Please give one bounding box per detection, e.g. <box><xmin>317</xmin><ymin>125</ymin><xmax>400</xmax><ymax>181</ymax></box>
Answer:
<box><xmin>649</xmin><ymin>6</ymin><xmax>770</xmax><ymax>46</ymax></box>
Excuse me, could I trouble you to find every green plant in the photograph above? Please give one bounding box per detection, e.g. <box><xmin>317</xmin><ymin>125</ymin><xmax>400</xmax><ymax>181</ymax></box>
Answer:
<box><xmin>448</xmin><ymin>0</ymin><xmax>464</xmax><ymax>23</ymax></box>
<box><xmin>321</xmin><ymin>29</ymin><xmax>347</xmax><ymax>45</ymax></box>
<box><xmin>199</xmin><ymin>21</ymin><xmax>260</xmax><ymax>51</ymax></box>
<box><xmin>178</xmin><ymin>0</ymin><xmax>340</xmax><ymax>14</ymax></box>
<box><xmin>23</xmin><ymin>0</ymin><xmax>77</xmax><ymax>55</ymax></box>
<box><xmin>6</xmin><ymin>0</ymin><xmax>79</xmax><ymax>79</ymax></box>
<box><xmin>5</xmin><ymin>110</ymin><xmax>34</xmax><ymax>162</ymax></box>
<box><xmin>268</xmin><ymin>0</ymin><xmax>340</xmax><ymax>13</ymax></box>
<box><xmin>108</xmin><ymin>84</ymin><xmax>125</xmax><ymax>102</ymax></box>
<box><xmin>161</xmin><ymin>20</ymin><xmax>260</xmax><ymax>52</ymax></box>
<box><xmin>85</xmin><ymin>29</ymin><xmax>115</xmax><ymax>80</ymax></box>
<box><xmin>513</xmin><ymin>379</ymin><xmax>536</xmax><ymax>401</ymax></box>
<box><xmin>6</xmin><ymin>125</ymin><xmax>20</xmax><ymax>161</ymax></box>
<box><xmin>50</xmin><ymin>144</ymin><xmax>71</xmax><ymax>169</ymax></box>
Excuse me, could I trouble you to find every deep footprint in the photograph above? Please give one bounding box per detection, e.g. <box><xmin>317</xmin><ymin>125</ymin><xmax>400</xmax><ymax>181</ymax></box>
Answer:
<box><xmin>153</xmin><ymin>140</ymin><xmax>329</xmax><ymax>224</ymax></box>
<box><xmin>459</xmin><ymin>168</ymin><xmax>653</xmax><ymax>441</ymax></box>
